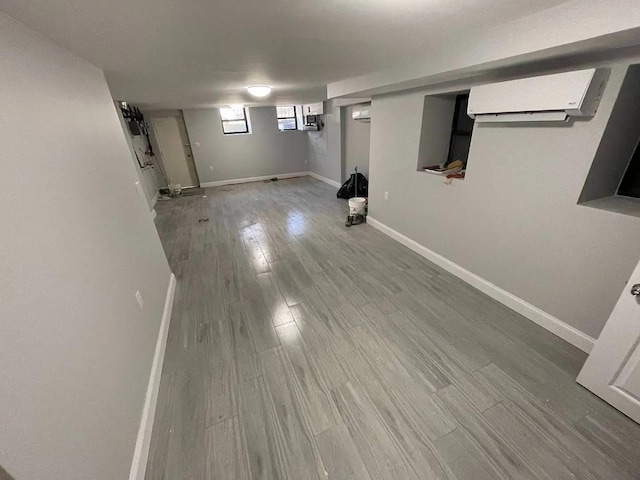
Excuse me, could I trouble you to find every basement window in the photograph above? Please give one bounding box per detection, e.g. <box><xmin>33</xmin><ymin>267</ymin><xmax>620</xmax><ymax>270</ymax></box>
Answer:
<box><xmin>446</xmin><ymin>94</ymin><xmax>475</xmax><ymax>166</ymax></box>
<box><xmin>220</xmin><ymin>107</ymin><xmax>250</xmax><ymax>135</ymax></box>
<box><xmin>618</xmin><ymin>140</ymin><xmax>640</xmax><ymax>198</ymax></box>
<box><xmin>277</xmin><ymin>106</ymin><xmax>298</xmax><ymax>131</ymax></box>
<box><xmin>417</xmin><ymin>92</ymin><xmax>475</xmax><ymax>178</ymax></box>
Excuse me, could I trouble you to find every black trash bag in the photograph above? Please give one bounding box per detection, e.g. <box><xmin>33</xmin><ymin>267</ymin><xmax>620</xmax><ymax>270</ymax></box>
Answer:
<box><xmin>337</xmin><ymin>173</ymin><xmax>368</xmax><ymax>199</ymax></box>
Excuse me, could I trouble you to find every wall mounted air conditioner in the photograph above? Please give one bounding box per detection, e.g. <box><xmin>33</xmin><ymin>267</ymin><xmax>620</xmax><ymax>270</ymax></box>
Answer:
<box><xmin>467</xmin><ymin>68</ymin><xmax>609</xmax><ymax>123</ymax></box>
<box><xmin>352</xmin><ymin>108</ymin><xmax>371</xmax><ymax>122</ymax></box>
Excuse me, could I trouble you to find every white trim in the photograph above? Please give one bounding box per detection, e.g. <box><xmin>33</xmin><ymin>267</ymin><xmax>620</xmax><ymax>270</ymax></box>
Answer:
<box><xmin>200</xmin><ymin>172</ymin><xmax>309</xmax><ymax>188</ymax></box>
<box><xmin>367</xmin><ymin>217</ymin><xmax>596</xmax><ymax>353</ymax></box>
<box><xmin>129</xmin><ymin>273</ymin><xmax>177</xmax><ymax>480</ymax></box>
<box><xmin>150</xmin><ymin>209</ymin><xmax>157</xmax><ymax>221</ymax></box>
<box><xmin>151</xmin><ymin>192</ymin><xmax>159</xmax><ymax>209</ymax></box>
<box><xmin>308</xmin><ymin>171</ymin><xmax>342</xmax><ymax>188</ymax></box>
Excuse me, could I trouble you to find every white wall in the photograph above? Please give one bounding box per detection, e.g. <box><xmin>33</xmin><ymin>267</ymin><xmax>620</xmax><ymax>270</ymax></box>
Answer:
<box><xmin>0</xmin><ymin>13</ymin><xmax>171</xmax><ymax>480</ymax></box>
<box><xmin>368</xmin><ymin>60</ymin><xmax>640</xmax><ymax>341</ymax></box>
<box><xmin>308</xmin><ymin>100</ymin><xmax>342</xmax><ymax>184</ymax></box>
<box><xmin>183</xmin><ymin>106</ymin><xmax>308</xmax><ymax>184</ymax></box>
<box><xmin>343</xmin><ymin>105</ymin><xmax>371</xmax><ymax>181</ymax></box>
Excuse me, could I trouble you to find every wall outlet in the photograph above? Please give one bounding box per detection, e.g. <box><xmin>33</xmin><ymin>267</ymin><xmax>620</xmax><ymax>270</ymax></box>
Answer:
<box><xmin>384</xmin><ymin>191</ymin><xmax>389</xmax><ymax>200</ymax></box>
<box><xmin>209</xmin><ymin>166</ymin><xmax>214</xmax><ymax>171</ymax></box>
<box><xmin>135</xmin><ymin>290</ymin><xmax>144</xmax><ymax>310</ymax></box>
<box><xmin>194</xmin><ymin>142</ymin><xmax>201</xmax><ymax>147</ymax></box>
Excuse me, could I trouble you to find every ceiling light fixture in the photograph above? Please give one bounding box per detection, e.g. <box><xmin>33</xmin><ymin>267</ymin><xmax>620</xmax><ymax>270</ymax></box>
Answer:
<box><xmin>246</xmin><ymin>85</ymin><xmax>272</xmax><ymax>97</ymax></box>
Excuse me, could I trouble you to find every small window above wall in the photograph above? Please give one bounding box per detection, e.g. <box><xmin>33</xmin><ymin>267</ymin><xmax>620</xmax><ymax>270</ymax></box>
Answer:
<box><xmin>220</xmin><ymin>107</ymin><xmax>250</xmax><ymax>134</ymax></box>
<box><xmin>277</xmin><ymin>106</ymin><xmax>298</xmax><ymax>131</ymax></box>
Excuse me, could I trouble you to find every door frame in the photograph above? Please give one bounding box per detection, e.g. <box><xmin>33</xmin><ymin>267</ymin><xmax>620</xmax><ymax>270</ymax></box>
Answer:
<box><xmin>178</xmin><ymin>111</ymin><xmax>200</xmax><ymax>188</ymax></box>
<box><xmin>149</xmin><ymin>112</ymin><xmax>200</xmax><ymax>188</ymax></box>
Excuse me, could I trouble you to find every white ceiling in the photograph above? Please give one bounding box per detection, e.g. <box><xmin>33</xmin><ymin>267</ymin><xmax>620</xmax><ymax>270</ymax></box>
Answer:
<box><xmin>0</xmin><ymin>0</ymin><xmax>573</xmax><ymax>108</ymax></box>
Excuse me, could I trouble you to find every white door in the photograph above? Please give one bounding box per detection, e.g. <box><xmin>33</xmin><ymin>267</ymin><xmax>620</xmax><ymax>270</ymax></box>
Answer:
<box><xmin>152</xmin><ymin>116</ymin><xmax>198</xmax><ymax>187</ymax></box>
<box><xmin>577</xmin><ymin>258</ymin><xmax>640</xmax><ymax>423</ymax></box>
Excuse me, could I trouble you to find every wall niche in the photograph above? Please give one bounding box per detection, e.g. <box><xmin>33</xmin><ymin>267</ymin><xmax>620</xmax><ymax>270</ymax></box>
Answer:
<box><xmin>579</xmin><ymin>63</ymin><xmax>640</xmax><ymax>217</ymax></box>
<box><xmin>416</xmin><ymin>92</ymin><xmax>475</xmax><ymax>176</ymax></box>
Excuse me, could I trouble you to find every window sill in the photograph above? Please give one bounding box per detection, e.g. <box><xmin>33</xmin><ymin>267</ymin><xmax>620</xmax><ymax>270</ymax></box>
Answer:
<box><xmin>420</xmin><ymin>168</ymin><xmax>462</xmax><ymax>176</ymax></box>
<box><xmin>580</xmin><ymin>195</ymin><xmax>640</xmax><ymax>218</ymax></box>
<box><xmin>417</xmin><ymin>169</ymin><xmax>466</xmax><ymax>182</ymax></box>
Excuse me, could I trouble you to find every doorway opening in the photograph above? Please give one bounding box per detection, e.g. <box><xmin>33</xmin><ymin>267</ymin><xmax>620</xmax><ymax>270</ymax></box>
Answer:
<box><xmin>151</xmin><ymin>113</ymin><xmax>200</xmax><ymax>188</ymax></box>
<box><xmin>342</xmin><ymin>103</ymin><xmax>372</xmax><ymax>183</ymax></box>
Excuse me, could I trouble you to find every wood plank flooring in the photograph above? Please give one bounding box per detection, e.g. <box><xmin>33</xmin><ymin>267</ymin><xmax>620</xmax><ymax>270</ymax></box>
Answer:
<box><xmin>147</xmin><ymin>176</ymin><xmax>640</xmax><ymax>480</ymax></box>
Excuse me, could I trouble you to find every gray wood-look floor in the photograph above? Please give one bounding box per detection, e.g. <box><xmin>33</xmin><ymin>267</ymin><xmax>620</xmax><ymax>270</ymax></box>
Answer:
<box><xmin>147</xmin><ymin>176</ymin><xmax>640</xmax><ymax>480</ymax></box>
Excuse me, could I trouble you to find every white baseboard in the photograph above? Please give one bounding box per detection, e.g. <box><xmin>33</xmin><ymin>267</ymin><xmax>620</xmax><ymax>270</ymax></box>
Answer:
<box><xmin>129</xmin><ymin>273</ymin><xmax>177</xmax><ymax>480</ymax></box>
<box><xmin>150</xmin><ymin>209</ymin><xmax>157</xmax><ymax>221</ymax></box>
<box><xmin>201</xmin><ymin>172</ymin><xmax>309</xmax><ymax>188</ymax></box>
<box><xmin>151</xmin><ymin>192</ymin><xmax>159</xmax><ymax>209</ymax></box>
<box><xmin>308</xmin><ymin>171</ymin><xmax>341</xmax><ymax>188</ymax></box>
<box><xmin>367</xmin><ymin>217</ymin><xmax>596</xmax><ymax>353</ymax></box>
<box><xmin>200</xmin><ymin>171</ymin><xmax>342</xmax><ymax>189</ymax></box>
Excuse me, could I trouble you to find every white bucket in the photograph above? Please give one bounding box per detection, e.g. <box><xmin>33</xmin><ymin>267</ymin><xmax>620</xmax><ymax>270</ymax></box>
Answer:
<box><xmin>168</xmin><ymin>183</ymin><xmax>182</xmax><ymax>197</ymax></box>
<box><xmin>349</xmin><ymin>197</ymin><xmax>366</xmax><ymax>216</ymax></box>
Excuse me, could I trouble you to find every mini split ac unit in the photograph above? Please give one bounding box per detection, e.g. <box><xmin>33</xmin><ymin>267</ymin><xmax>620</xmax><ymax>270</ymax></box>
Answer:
<box><xmin>352</xmin><ymin>108</ymin><xmax>371</xmax><ymax>122</ymax></box>
<box><xmin>467</xmin><ymin>68</ymin><xmax>610</xmax><ymax>123</ymax></box>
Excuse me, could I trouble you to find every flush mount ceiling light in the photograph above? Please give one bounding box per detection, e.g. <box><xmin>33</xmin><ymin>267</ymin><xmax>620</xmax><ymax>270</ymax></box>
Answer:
<box><xmin>246</xmin><ymin>85</ymin><xmax>272</xmax><ymax>97</ymax></box>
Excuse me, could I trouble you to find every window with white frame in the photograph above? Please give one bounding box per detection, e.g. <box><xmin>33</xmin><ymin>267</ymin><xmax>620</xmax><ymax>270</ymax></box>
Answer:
<box><xmin>220</xmin><ymin>107</ymin><xmax>250</xmax><ymax>134</ymax></box>
<box><xmin>276</xmin><ymin>106</ymin><xmax>297</xmax><ymax>131</ymax></box>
